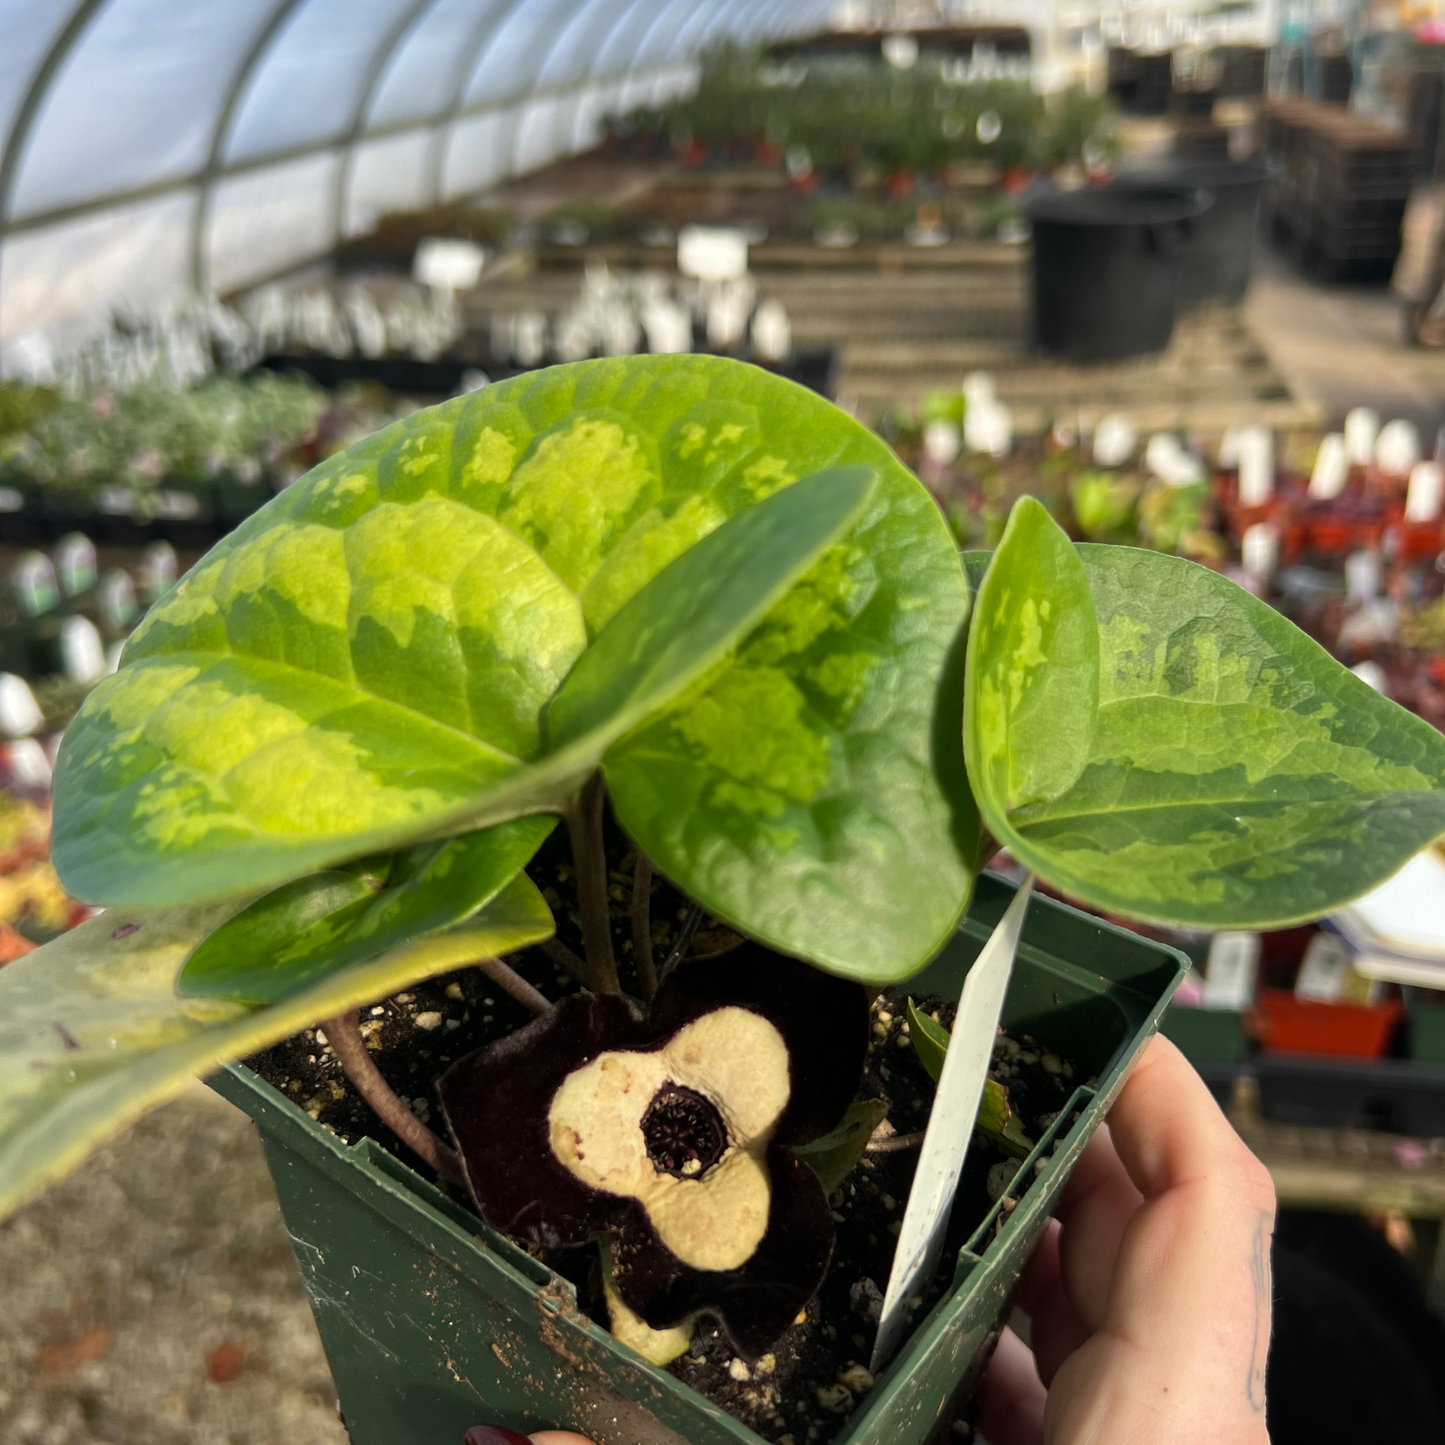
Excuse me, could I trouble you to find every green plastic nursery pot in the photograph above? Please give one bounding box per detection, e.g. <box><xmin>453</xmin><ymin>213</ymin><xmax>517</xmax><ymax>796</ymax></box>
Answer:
<box><xmin>209</xmin><ymin>875</ymin><xmax>1186</xmax><ymax>1445</ymax></box>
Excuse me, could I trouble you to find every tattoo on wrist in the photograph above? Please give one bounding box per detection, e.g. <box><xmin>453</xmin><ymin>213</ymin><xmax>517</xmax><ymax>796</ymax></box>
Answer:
<box><xmin>1246</xmin><ymin>1209</ymin><xmax>1272</xmax><ymax>1413</ymax></box>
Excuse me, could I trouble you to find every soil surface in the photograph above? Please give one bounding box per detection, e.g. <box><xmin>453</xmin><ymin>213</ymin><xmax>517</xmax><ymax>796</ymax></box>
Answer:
<box><xmin>248</xmin><ymin>814</ymin><xmax>1084</xmax><ymax>1445</ymax></box>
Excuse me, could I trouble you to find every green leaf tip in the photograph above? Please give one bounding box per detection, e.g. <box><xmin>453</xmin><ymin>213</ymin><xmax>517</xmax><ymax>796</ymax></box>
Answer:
<box><xmin>178</xmin><ymin>816</ymin><xmax>554</xmax><ymax>1006</ymax></box>
<box><xmin>0</xmin><ymin>870</ymin><xmax>554</xmax><ymax>1223</ymax></box>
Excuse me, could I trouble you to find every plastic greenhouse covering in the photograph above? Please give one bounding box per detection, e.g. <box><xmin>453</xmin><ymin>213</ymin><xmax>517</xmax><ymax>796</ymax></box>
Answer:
<box><xmin>0</xmin><ymin>0</ymin><xmax>835</xmax><ymax>367</ymax></box>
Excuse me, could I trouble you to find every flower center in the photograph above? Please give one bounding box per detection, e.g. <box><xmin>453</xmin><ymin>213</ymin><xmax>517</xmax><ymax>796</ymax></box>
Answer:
<box><xmin>641</xmin><ymin>1083</ymin><xmax>727</xmax><ymax>1179</ymax></box>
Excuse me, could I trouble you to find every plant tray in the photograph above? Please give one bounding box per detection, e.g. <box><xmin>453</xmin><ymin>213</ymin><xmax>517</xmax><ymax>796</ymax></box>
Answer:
<box><xmin>209</xmin><ymin>874</ymin><xmax>1185</xmax><ymax>1445</ymax></box>
<box><xmin>1253</xmin><ymin>988</ymin><xmax>1402</xmax><ymax>1059</ymax></box>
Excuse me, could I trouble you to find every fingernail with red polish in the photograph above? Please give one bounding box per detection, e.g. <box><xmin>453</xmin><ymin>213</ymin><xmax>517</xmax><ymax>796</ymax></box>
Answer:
<box><xmin>463</xmin><ymin>1427</ymin><xmax>532</xmax><ymax>1445</ymax></box>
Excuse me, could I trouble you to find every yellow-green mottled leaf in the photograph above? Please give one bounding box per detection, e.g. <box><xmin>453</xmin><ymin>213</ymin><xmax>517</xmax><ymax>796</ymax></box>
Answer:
<box><xmin>601</xmin><ymin>446</ymin><xmax>977</xmax><ymax>981</ymax></box>
<box><xmin>177</xmin><ymin>817</ymin><xmax>554</xmax><ymax>1006</ymax></box>
<box><xmin>54</xmin><ymin>357</ymin><xmax>976</xmax><ymax>981</ymax></box>
<box><xmin>0</xmin><ymin>873</ymin><xmax>554</xmax><ymax>1221</ymax></box>
<box><xmin>547</xmin><ymin>467</ymin><xmax>875</xmax><ymax>749</ymax></box>
<box><xmin>964</xmin><ymin>497</ymin><xmax>1098</xmax><ymax>815</ymax></box>
<box><xmin>969</xmin><ymin>516</ymin><xmax>1445</xmax><ymax>927</ymax></box>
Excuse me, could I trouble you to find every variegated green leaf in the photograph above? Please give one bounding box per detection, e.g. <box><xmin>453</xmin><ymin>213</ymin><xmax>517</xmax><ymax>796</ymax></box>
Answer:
<box><xmin>602</xmin><ymin>446</ymin><xmax>976</xmax><ymax>981</ymax></box>
<box><xmin>965</xmin><ymin>501</ymin><xmax>1445</xmax><ymax>927</ymax></box>
<box><xmin>0</xmin><ymin>873</ymin><xmax>553</xmax><ymax>1220</ymax></box>
<box><xmin>964</xmin><ymin>496</ymin><xmax>1098</xmax><ymax>814</ymax></box>
<box><xmin>54</xmin><ymin>357</ymin><xmax>975</xmax><ymax>978</ymax></box>
<box><xmin>178</xmin><ymin>816</ymin><xmax>554</xmax><ymax>1006</ymax></box>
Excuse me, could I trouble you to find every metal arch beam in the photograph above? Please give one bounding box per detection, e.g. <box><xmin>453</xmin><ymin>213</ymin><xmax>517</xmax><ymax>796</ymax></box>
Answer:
<box><xmin>332</xmin><ymin>0</ymin><xmax>440</xmax><ymax>244</ymax></box>
<box><xmin>424</xmin><ymin>0</ymin><xmax>535</xmax><ymax>204</ymax></box>
<box><xmin>0</xmin><ymin>0</ymin><xmax>110</xmax><ymax>340</ymax></box>
<box><xmin>481</xmin><ymin>0</ymin><xmax>593</xmax><ymax>190</ymax></box>
<box><xmin>687</xmin><ymin>0</ymin><xmax>778</xmax><ymax>57</ymax></box>
<box><xmin>189</xmin><ymin>0</ymin><xmax>310</xmax><ymax>293</ymax></box>
<box><xmin>610</xmin><ymin>0</ymin><xmax>718</xmax><ymax>80</ymax></box>
<box><xmin>0</xmin><ymin>0</ymin><xmax>109</xmax><ymax>230</ymax></box>
<box><xmin>526</xmin><ymin>0</ymin><xmax>660</xmax><ymax>157</ymax></box>
<box><xmin>548</xmin><ymin>0</ymin><xmax>710</xmax><ymax>156</ymax></box>
<box><xmin>663</xmin><ymin>0</ymin><xmax>764</xmax><ymax>64</ymax></box>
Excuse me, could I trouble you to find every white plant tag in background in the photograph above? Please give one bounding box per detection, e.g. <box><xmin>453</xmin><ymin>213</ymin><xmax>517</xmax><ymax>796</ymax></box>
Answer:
<box><xmin>1344</xmin><ymin>548</ymin><xmax>1381</xmax><ymax>603</ymax></box>
<box><xmin>1236</xmin><ymin>426</ymin><xmax>1274</xmax><ymax>506</ymax></box>
<box><xmin>1203</xmin><ymin>931</ymin><xmax>1260</xmax><ymax>1011</ymax></box>
<box><xmin>1309</xmin><ymin>433</ymin><xmax>1348</xmax><ymax>499</ymax></box>
<box><xmin>413</xmin><ymin>239</ymin><xmax>486</xmax><ymax>292</ymax></box>
<box><xmin>1344</xmin><ymin>406</ymin><xmax>1380</xmax><ymax>465</ymax></box>
<box><xmin>1241</xmin><ymin>522</ymin><xmax>1279</xmax><ymax>582</ymax></box>
<box><xmin>1375</xmin><ymin>418</ymin><xmax>1421</xmax><ymax>477</ymax></box>
<box><xmin>1295</xmin><ymin>933</ymin><xmax>1354</xmax><ymax>1002</ymax></box>
<box><xmin>1406</xmin><ymin>461</ymin><xmax>1444</xmax><ymax>522</ymax></box>
<box><xmin>678</xmin><ymin>226</ymin><xmax>749</xmax><ymax>282</ymax></box>
<box><xmin>1092</xmin><ymin>412</ymin><xmax>1136</xmax><ymax>467</ymax></box>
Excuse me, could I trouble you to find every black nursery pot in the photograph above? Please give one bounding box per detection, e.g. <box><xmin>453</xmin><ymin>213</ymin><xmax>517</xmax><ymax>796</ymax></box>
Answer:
<box><xmin>1024</xmin><ymin>183</ymin><xmax>1214</xmax><ymax>362</ymax></box>
<box><xmin>1115</xmin><ymin>160</ymin><xmax>1270</xmax><ymax>308</ymax></box>
<box><xmin>210</xmin><ymin>875</ymin><xmax>1185</xmax><ymax>1445</ymax></box>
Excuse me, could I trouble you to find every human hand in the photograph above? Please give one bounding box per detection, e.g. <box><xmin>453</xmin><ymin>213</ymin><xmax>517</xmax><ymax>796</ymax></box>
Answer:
<box><xmin>978</xmin><ymin>1035</ymin><xmax>1276</xmax><ymax>1445</ymax></box>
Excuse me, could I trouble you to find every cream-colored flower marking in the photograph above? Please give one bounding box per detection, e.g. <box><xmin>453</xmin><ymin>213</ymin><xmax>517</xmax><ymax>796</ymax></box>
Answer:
<box><xmin>548</xmin><ymin>1007</ymin><xmax>790</xmax><ymax>1271</ymax></box>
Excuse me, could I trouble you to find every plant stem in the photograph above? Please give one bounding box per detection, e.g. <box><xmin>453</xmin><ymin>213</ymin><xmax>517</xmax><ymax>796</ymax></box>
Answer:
<box><xmin>631</xmin><ymin>853</ymin><xmax>657</xmax><ymax>1003</ymax></box>
<box><xmin>565</xmin><ymin>776</ymin><xmax>620</xmax><ymax>995</ymax></box>
<box><xmin>657</xmin><ymin>901</ymin><xmax>704</xmax><ymax>984</ymax></box>
<box><xmin>865</xmin><ymin>1130</ymin><xmax>925</xmax><ymax>1155</ymax></box>
<box><xmin>537</xmin><ymin>936</ymin><xmax>591</xmax><ymax>989</ymax></box>
<box><xmin>320</xmin><ymin>1010</ymin><xmax>464</xmax><ymax>1185</ymax></box>
<box><xmin>473</xmin><ymin>955</ymin><xmax>551</xmax><ymax>1016</ymax></box>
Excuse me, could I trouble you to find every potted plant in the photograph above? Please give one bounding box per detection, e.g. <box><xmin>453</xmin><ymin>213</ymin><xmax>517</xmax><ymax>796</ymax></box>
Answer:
<box><xmin>3</xmin><ymin>356</ymin><xmax>1444</xmax><ymax>1445</ymax></box>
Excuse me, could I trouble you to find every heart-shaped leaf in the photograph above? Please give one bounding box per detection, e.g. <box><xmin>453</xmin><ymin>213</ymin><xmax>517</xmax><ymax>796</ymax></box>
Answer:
<box><xmin>178</xmin><ymin>816</ymin><xmax>555</xmax><ymax>1006</ymax></box>
<box><xmin>966</xmin><ymin>502</ymin><xmax>1445</xmax><ymax>927</ymax></box>
<box><xmin>54</xmin><ymin>357</ymin><xmax>975</xmax><ymax>979</ymax></box>
<box><xmin>0</xmin><ymin>872</ymin><xmax>553</xmax><ymax>1221</ymax></box>
<box><xmin>602</xmin><ymin>456</ymin><xmax>976</xmax><ymax>981</ymax></box>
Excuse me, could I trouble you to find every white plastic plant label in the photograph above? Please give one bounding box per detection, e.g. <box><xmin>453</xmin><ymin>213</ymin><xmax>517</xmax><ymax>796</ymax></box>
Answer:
<box><xmin>1344</xmin><ymin>548</ymin><xmax>1381</xmax><ymax>604</ymax></box>
<box><xmin>1236</xmin><ymin>427</ymin><xmax>1274</xmax><ymax>506</ymax></box>
<box><xmin>60</xmin><ymin>616</ymin><xmax>106</xmax><ymax>685</ymax></box>
<box><xmin>413</xmin><ymin>238</ymin><xmax>486</xmax><ymax>292</ymax></box>
<box><xmin>1093</xmin><ymin>413</ymin><xmax>1137</xmax><ymax>467</ymax></box>
<box><xmin>922</xmin><ymin>419</ymin><xmax>962</xmax><ymax>466</ymax></box>
<box><xmin>751</xmin><ymin>300</ymin><xmax>791</xmax><ymax>362</ymax></box>
<box><xmin>1375</xmin><ymin>418</ymin><xmax>1421</xmax><ymax>477</ymax></box>
<box><xmin>1240</xmin><ymin>522</ymin><xmax>1279</xmax><ymax>582</ymax></box>
<box><xmin>0</xmin><ymin>675</ymin><xmax>41</xmax><ymax>739</ymax></box>
<box><xmin>1406</xmin><ymin>461</ymin><xmax>1444</xmax><ymax>522</ymax></box>
<box><xmin>1295</xmin><ymin>932</ymin><xmax>1354</xmax><ymax>1002</ymax></box>
<box><xmin>1203</xmin><ymin>931</ymin><xmax>1260</xmax><ymax>1011</ymax></box>
<box><xmin>1309</xmin><ymin>433</ymin><xmax>1348</xmax><ymax>499</ymax></box>
<box><xmin>678</xmin><ymin>226</ymin><xmax>749</xmax><ymax>282</ymax></box>
<box><xmin>1145</xmin><ymin>432</ymin><xmax>1204</xmax><ymax>487</ymax></box>
<box><xmin>1344</xmin><ymin>406</ymin><xmax>1380</xmax><ymax>465</ymax></box>
<box><xmin>965</xmin><ymin>399</ymin><xmax>1012</xmax><ymax>458</ymax></box>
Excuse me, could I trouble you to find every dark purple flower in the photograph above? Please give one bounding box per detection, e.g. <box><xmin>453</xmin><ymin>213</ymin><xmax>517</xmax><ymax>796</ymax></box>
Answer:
<box><xmin>437</xmin><ymin>946</ymin><xmax>868</xmax><ymax>1357</ymax></box>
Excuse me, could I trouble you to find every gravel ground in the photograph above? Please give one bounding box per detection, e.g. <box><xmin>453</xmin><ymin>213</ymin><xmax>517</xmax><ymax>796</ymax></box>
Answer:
<box><xmin>0</xmin><ymin>1084</ymin><xmax>348</xmax><ymax>1445</ymax></box>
